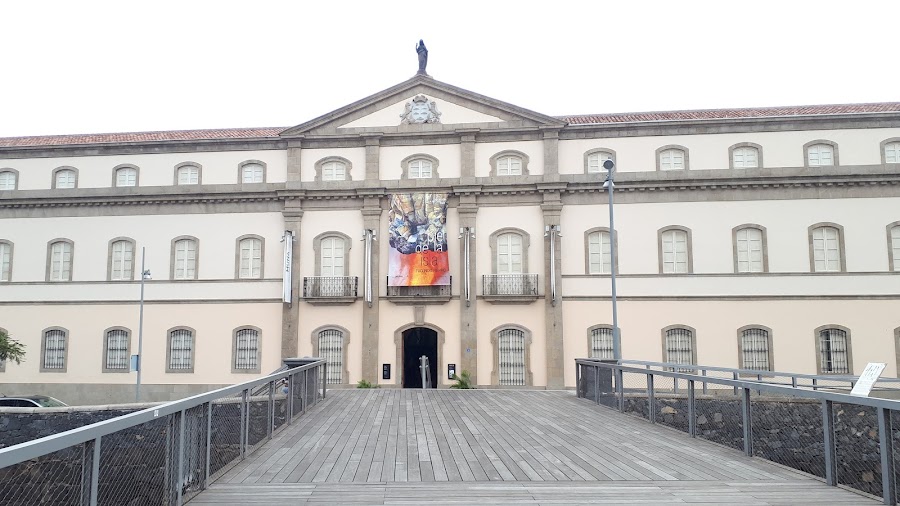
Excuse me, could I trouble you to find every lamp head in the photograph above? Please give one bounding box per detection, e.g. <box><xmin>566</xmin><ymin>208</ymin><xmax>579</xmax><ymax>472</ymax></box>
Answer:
<box><xmin>602</xmin><ymin>159</ymin><xmax>615</xmax><ymax>172</ymax></box>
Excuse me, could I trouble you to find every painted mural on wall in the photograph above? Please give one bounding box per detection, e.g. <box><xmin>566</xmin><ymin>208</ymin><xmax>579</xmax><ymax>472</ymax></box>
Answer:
<box><xmin>388</xmin><ymin>193</ymin><xmax>450</xmax><ymax>286</ymax></box>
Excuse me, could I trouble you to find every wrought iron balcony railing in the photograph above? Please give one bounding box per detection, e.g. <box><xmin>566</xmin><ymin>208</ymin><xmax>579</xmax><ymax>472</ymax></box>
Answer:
<box><xmin>302</xmin><ymin>276</ymin><xmax>358</xmax><ymax>298</ymax></box>
<box><xmin>482</xmin><ymin>274</ymin><xmax>539</xmax><ymax>296</ymax></box>
<box><xmin>385</xmin><ymin>276</ymin><xmax>452</xmax><ymax>298</ymax></box>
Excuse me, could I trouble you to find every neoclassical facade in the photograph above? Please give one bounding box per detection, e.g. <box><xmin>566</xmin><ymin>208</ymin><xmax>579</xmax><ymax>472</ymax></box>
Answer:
<box><xmin>1</xmin><ymin>74</ymin><xmax>899</xmax><ymax>403</ymax></box>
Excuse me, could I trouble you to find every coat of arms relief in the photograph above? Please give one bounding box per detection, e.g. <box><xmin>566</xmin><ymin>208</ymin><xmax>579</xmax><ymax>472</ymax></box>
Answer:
<box><xmin>400</xmin><ymin>95</ymin><xmax>442</xmax><ymax>124</ymax></box>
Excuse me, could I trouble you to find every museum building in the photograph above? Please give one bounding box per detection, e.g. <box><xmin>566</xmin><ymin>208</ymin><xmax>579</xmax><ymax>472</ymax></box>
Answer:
<box><xmin>1</xmin><ymin>70</ymin><xmax>900</xmax><ymax>403</ymax></box>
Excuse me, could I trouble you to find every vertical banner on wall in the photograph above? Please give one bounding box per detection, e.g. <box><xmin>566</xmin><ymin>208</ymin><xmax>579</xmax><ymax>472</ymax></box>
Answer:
<box><xmin>282</xmin><ymin>230</ymin><xmax>293</xmax><ymax>303</ymax></box>
<box><xmin>388</xmin><ymin>193</ymin><xmax>450</xmax><ymax>286</ymax></box>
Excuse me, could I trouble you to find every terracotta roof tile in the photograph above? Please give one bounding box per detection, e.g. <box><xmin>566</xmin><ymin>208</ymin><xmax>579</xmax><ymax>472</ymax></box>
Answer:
<box><xmin>0</xmin><ymin>127</ymin><xmax>286</xmax><ymax>148</ymax></box>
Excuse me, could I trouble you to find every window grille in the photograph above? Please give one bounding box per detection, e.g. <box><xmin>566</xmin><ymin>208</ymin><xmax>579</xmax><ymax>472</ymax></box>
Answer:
<box><xmin>661</xmin><ymin>229</ymin><xmax>688</xmax><ymax>273</ymax></box>
<box><xmin>886</xmin><ymin>142</ymin><xmax>900</xmax><ymax>164</ymax></box>
<box><xmin>234</xmin><ymin>328</ymin><xmax>259</xmax><ymax>370</ymax></box>
<box><xmin>587</xmin><ymin>152</ymin><xmax>613</xmax><ymax>173</ymax></box>
<box><xmin>0</xmin><ymin>242</ymin><xmax>10</xmax><ymax>281</ymax></box>
<box><xmin>588</xmin><ymin>231</ymin><xmax>611</xmax><ymax>274</ymax></box>
<box><xmin>496</xmin><ymin>233</ymin><xmax>523</xmax><ymax>274</ymax></box>
<box><xmin>174</xmin><ymin>239</ymin><xmax>197</xmax><ymax>279</ymax></box>
<box><xmin>497</xmin><ymin>155</ymin><xmax>522</xmax><ymax>176</ymax></box>
<box><xmin>735</xmin><ymin>228</ymin><xmax>763</xmax><ymax>273</ymax></box>
<box><xmin>812</xmin><ymin>226</ymin><xmax>841</xmax><ymax>272</ymax></box>
<box><xmin>169</xmin><ymin>329</ymin><xmax>193</xmax><ymax>371</ymax></box>
<box><xmin>819</xmin><ymin>328</ymin><xmax>849</xmax><ymax>374</ymax></box>
<box><xmin>590</xmin><ymin>327</ymin><xmax>614</xmax><ymax>360</ymax></box>
<box><xmin>317</xmin><ymin>329</ymin><xmax>344</xmax><ymax>384</ymax></box>
<box><xmin>239</xmin><ymin>238</ymin><xmax>262</xmax><ymax>278</ymax></box>
<box><xmin>43</xmin><ymin>329</ymin><xmax>66</xmax><ymax>370</ymax></box>
<box><xmin>740</xmin><ymin>328</ymin><xmax>770</xmax><ymax>370</ymax></box>
<box><xmin>49</xmin><ymin>241</ymin><xmax>73</xmax><ymax>281</ymax></box>
<box><xmin>241</xmin><ymin>163</ymin><xmax>264</xmax><ymax>183</ymax></box>
<box><xmin>659</xmin><ymin>149</ymin><xmax>685</xmax><ymax>170</ymax></box>
<box><xmin>0</xmin><ymin>171</ymin><xmax>16</xmax><ymax>190</ymax></box>
<box><xmin>807</xmin><ymin>144</ymin><xmax>834</xmax><ymax>166</ymax></box>
<box><xmin>55</xmin><ymin>169</ymin><xmax>76</xmax><ymax>188</ymax></box>
<box><xmin>891</xmin><ymin>226</ymin><xmax>900</xmax><ymax>271</ymax></box>
<box><xmin>321</xmin><ymin>161</ymin><xmax>346</xmax><ymax>181</ymax></box>
<box><xmin>732</xmin><ymin>147</ymin><xmax>759</xmax><ymax>168</ymax></box>
<box><xmin>177</xmin><ymin>165</ymin><xmax>199</xmax><ymax>185</ymax></box>
<box><xmin>498</xmin><ymin>328</ymin><xmax>526</xmax><ymax>386</ymax></box>
<box><xmin>110</xmin><ymin>240</ymin><xmax>133</xmax><ymax>280</ymax></box>
<box><xmin>105</xmin><ymin>329</ymin><xmax>129</xmax><ymax>370</ymax></box>
<box><xmin>664</xmin><ymin>328</ymin><xmax>694</xmax><ymax>372</ymax></box>
<box><xmin>408</xmin><ymin>159</ymin><xmax>432</xmax><ymax>178</ymax></box>
<box><xmin>116</xmin><ymin>167</ymin><xmax>137</xmax><ymax>187</ymax></box>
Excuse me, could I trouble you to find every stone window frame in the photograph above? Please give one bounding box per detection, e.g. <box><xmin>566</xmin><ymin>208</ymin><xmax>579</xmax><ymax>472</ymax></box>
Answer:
<box><xmin>814</xmin><ymin>325</ymin><xmax>853</xmax><ymax>375</ymax></box>
<box><xmin>489</xmin><ymin>150</ymin><xmax>530</xmax><ymax>177</ymax></box>
<box><xmin>234</xmin><ymin>234</ymin><xmax>266</xmax><ymax>280</ymax></box>
<box><xmin>0</xmin><ymin>240</ymin><xmax>13</xmax><ymax>283</ymax></box>
<box><xmin>313</xmin><ymin>231</ymin><xmax>353</xmax><ymax>276</ymax></box>
<box><xmin>314</xmin><ymin>156</ymin><xmax>352</xmax><ymax>182</ymax></box>
<box><xmin>583</xmin><ymin>148</ymin><xmax>617</xmax><ymax>175</ymax></box>
<box><xmin>583</xmin><ymin>226</ymin><xmax>618</xmax><ymax>275</ymax></box>
<box><xmin>238</xmin><ymin>159</ymin><xmax>267</xmax><ymax>184</ymax></box>
<box><xmin>587</xmin><ymin>324</ymin><xmax>616</xmax><ymax>360</ymax></box>
<box><xmin>736</xmin><ymin>325</ymin><xmax>775</xmax><ymax>371</ymax></box>
<box><xmin>40</xmin><ymin>326</ymin><xmax>69</xmax><ymax>373</ymax></box>
<box><xmin>660</xmin><ymin>324</ymin><xmax>698</xmax><ymax>366</ymax></box>
<box><xmin>732</xmin><ymin>224</ymin><xmax>769</xmax><ymax>274</ymax></box>
<box><xmin>489</xmin><ymin>227</ymin><xmax>530</xmax><ymax>274</ymax></box>
<box><xmin>107</xmin><ymin>237</ymin><xmax>137</xmax><ymax>282</ymax></box>
<box><xmin>232</xmin><ymin>325</ymin><xmax>262</xmax><ymax>374</ymax></box>
<box><xmin>401</xmin><ymin>153</ymin><xmax>440</xmax><ymax>179</ymax></box>
<box><xmin>111</xmin><ymin>164</ymin><xmax>140</xmax><ymax>188</ymax></box>
<box><xmin>655</xmin><ymin>145</ymin><xmax>690</xmax><ymax>171</ymax></box>
<box><xmin>166</xmin><ymin>326</ymin><xmax>196</xmax><ymax>374</ymax></box>
<box><xmin>728</xmin><ymin>142</ymin><xmax>764</xmax><ymax>169</ymax></box>
<box><xmin>51</xmin><ymin>166</ymin><xmax>79</xmax><ymax>189</ymax></box>
<box><xmin>657</xmin><ymin>226</ymin><xmax>693</xmax><ymax>274</ymax></box>
<box><xmin>895</xmin><ymin>327</ymin><xmax>900</xmax><ymax>379</ymax></box>
<box><xmin>887</xmin><ymin>221</ymin><xmax>900</xmax><ymax>272</ymax></box>
<box><xmin>174</xmin><ymin>161</ymin><xmax>203</xmax><ymax>185</ymax></box>
<box><xmin>0</xmin><ymin>327</ymin><xmax>7</xmax><ymax>372</ymax></box>
<box><xmin>881</xmin><ymin>137</ymin><xmax>900</xmax><ymax>165</ymax></box>
<box><xmin>46</xmin><ymin>238</ymin><xmax>75</xmax><ymax>282</ymax></box>
<box><xmin>489</xmin><ymin>324</ymin><xmax>533</xmax><ymax>387</ymax></box>
<box><xmin>312</xmin><ymin>324</ymin><xmax>351</xmax><ymax>385</ymax></box>
<box><xmin>0</xmin><ymin>168</ymin><xmax>20</xmax><ymax>190</ymax></box>
<box><xmin>170</xmin><ymin>235</ymin><xmax>200</xmax><ymax>280</ymax></box>
<box><xmin>803</xmin><ymin>139</ymin><xmax>840</xmax><ymax>167</ymax></box>
<box><xmin>102</xmin><ymin>326</ymin><xmax>132</xmax><ymax>374</ymax></box>
<box><xmin>808</xmin><ymin>222</ymin><xmax>846</xmax><ymax>273</ymax></box>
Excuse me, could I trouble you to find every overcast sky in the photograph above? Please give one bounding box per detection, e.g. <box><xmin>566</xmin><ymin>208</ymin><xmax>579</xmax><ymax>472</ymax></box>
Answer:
<box><xmin>1</xmin><ymin>1</ymin><xmax>897</xmax><ymax>138</ymax></box>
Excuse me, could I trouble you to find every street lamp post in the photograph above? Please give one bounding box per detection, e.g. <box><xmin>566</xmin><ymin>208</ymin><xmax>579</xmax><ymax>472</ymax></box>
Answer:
<box><xmin>136</xmin><ymin>248</ymin><xmax>151</xmax><ymax>402</ymax></box>
<box><xmin>603</xmin><ymin>159</ymin><xmax>621</xmax><ymax>361</ymax></box>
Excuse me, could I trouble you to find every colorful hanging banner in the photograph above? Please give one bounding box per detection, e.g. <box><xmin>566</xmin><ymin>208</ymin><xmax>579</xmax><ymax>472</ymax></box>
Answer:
<box><xmin>387</xmin><ymin>193</ymin><xmax>450</xmax><ymax>286</ymax></box>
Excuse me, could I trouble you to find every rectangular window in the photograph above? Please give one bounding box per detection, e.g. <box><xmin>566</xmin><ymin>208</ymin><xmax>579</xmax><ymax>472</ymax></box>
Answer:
<box><xmin>239</xmin><ymin>238</ymin><xmax>262</xmax><ymax>278</ymax></box>
<box><xmin>116</xmin><ymin>168</ymin><xmax>137</xmax><ymax>187</ymax></box>
<box><xmin>735</xmin><ymin>228</ymin><xmax>763</xmax><ymax>273</ymax></box>
<box><xmin>0</xmin><ymin>243</ymin><xmax>10</xmax><ymax>281</ymax></box>
<box><xmin>168</xmin><ymin>329</ymin><xmax>193</xmax><ymax>371</ymax></box>
<box><xmin>661</xmin><ymin>230</ymin><xmax>688</xmax><ymax>273</ymax></box>
<box><xmin>105</xmin><ymin>329</ymin><xmax>129</xmax><ymax>370</ymax></box>
<box><xmin>664</xmin><ymin>328</ymin><xmax>694</xmax><ymax>372</ymax></box>
<box><xmin>234</xmin><ymin>328</ymin><xmax>259</xmax><ymax>370</ymax></box>
<box><xmin>174</xmin><ymin>240</ymin><xmax>197</xmax><ymax>279</ymax></box>
<box><xmin>320</xmin><ymin>237</ymin><xmax>345</xmax><ymax>277</ymax></box>
<box><xmin>409</xmin><ymin>160</ymin><xmax>432</xmax><ymax>179</ymax></box>
<box><xmin>819</xmin><ymin>329</ymin><xmax>849</xmax><ymax>374</ymax></box>
<box><xmin>497</xmin><ymin>234</ymin><xmax>523</xmax><ymax>274</ymax></box>
<box><xmin>498</xmin><ymin>156</ymin><xmax>522</xmax><ymax>176</ymax></box>
<box><xmin>110</xmin><ymin>241</ymin><xmax>133</xmax><ymax>280</ymax></box>
<box><xmin>498</xmin><ymin>328</ymin><xmax>526</xmax><ymax>386</ymax></box>
<box><xmin>588</xmin><ymin>231</ymin><xmax>611</xmax><ymax>274</ymax></box>
<box><xmin>887</xmin><ymin>142</ymin><xmax>900</xmax><ymax>164</ymax></box>
<box><xmin>55</xmin><ymin>170</ymin><xmax>76</xmax><ymax>189</ymax></box>
<box><xmin>808</xmin><ymin>144</ymin><xmax>834</xmax><ymax>166</ymax></box>
<box><xmin>740</xmin><ymin>328</ymin><xmax>770</xmax><ymax>370</ymax></box>
<box><xmin>891</xmin><ymin>226</ymin><xmax>900</xmax><ymax>271</ymax></box>
<box><xmin>43</xmin><ymin>330</ymin><xmax>67</xmax><ymax>370</ymax></box>
<box><xmin>321</xmin><ymin>162</ymin><xmax>346</xmax><ymax>181</ymax></box>
<box><xmin>318</xmin><ymin>329</ymin><xmax>344</xmax><ymax>384</ymax></box>
<box><xmin>49</xmin><ymin>242</ymin><xmax>73</xmax><ymax>281</ymax></box>
<box><xmin>590</xmin><ymin>328</ymin><xmax>614</xmax><ymax>360</ymax></box>
<box><xmin>177</xmin><ymin>166</ymin><xmax>199</xmax><ymax>185</ymax></box>
<box><xmin>733</xmin><ymin>147</ymin><xmax>759</xmax><ymax>168</ymax></box>
<box><xmin>0</xmin><ymin>172</ymin><xmax>17</xmax><ymax>190</ymax></box>
<box><xmin>812</xmin><ymin>227</ymin><xmax>841</xmax><ymax>272</ymax></box>
<box><xmin>241</xmin><ymin>164</ymin><xmax>264</xmax><ymax>184</ymax></box>
<box><xmin>659</xmin><ymin>149</ymin><xmax>684</xmax><ymax>170</ymax></box>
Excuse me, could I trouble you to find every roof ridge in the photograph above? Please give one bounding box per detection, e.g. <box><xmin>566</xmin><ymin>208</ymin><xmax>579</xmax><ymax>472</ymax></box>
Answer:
<box><xmin>555</xmin><ymin>101</ymin><xmax>900</xmax><ymax>120</ymax></box>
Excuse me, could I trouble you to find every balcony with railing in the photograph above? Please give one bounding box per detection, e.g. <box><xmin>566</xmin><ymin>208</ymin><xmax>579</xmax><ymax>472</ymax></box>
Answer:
<box><xmin>385</xmin><ymin>276</ymin><xmax>452</xmax><ymax>305</ymax></box>
<box><xmin>482</xmin><ymin>273</ymin><xmax>539</xmax><ymax>303</ymax></box>
<box><xmin>302</xmin><ymin>276</ymin><xmax>358</xmax><ymax>305</ymax></box>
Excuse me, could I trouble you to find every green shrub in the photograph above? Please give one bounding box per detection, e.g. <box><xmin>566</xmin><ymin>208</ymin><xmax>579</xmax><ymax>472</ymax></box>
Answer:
<box><xmin>449</xmin><ymin>370</ymin><xmax>474</xmax><ymax>389</ymax></box>
<box><xmin>357</xmin><ymin>379</ymin><xmax>379</xmax><ymax>388</ymax></box>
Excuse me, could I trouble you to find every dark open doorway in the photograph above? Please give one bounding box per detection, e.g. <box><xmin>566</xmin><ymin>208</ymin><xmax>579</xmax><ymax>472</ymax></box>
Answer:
<box><xmin>402</xmin><ymin>327</ymin><xmax>438</xmax><ymax>388</ymax></box>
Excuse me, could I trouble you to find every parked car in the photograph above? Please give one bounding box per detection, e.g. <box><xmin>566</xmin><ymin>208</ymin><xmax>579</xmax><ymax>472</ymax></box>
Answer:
<box><xmin>0</xmin><ymin>395</ymin><xmax>68</xmax><ymax>408</ymax></box>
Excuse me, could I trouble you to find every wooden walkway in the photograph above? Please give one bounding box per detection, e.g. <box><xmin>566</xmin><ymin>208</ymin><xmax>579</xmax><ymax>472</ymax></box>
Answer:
<box><xmin>190</xmin><ymin>389</ymin><xmax>875</xmax><ymax>505</ymax></box>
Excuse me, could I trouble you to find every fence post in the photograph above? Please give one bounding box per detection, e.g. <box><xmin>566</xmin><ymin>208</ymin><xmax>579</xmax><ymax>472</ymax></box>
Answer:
<box><xmin>688</xmin><ymin>380</ymin><xmax>696</xmax><ymax>438</ymax></box>
<box><xmin>616</xmin><ymin>368</ymin><xmax>625</xmax><ymax>413</ymax></box>
<box><xmin>89</xmin><ymin>436</ymin><xmax>101</xmax><ymax>506</ymax></box>
<box><xmin>576</xmin><ymin>363</ymin><xmax>582</xmax><ymax>397</ymax></box>
<box><xmin>302</xmin><ymin>369</ymin><xmax>308</xmax><ymax>414</ymax></box>
<box><xmin>878</xmin><ymin>407</ymin><xmax>896</xmax><ymax>504</ymax></box>
<box><xmin>240</xmin><ymin>389</ymin><xmax>248</xmax><ymax>460</ymax></box>
<box><xmin>647</xmin><ymin>373</ymin><xmax>656</xmax><ymax>423</ymax></box>
<box><xmin>792</xmin><ymin>376</ymin><xmax>798</xmax><ymax>389</ymax></box>
<box><xmin>268</xmin><ymin>380</ymin><xmax>275</xmax><ymax>440</ymax></box>
<box><xmin>322</xmin><ymin>362</ymin><xmax>328</xmax><ymax>399</ymax></box>
<box><xmin>812</xmin><ymin>378</ymin><xmax>818</xmax><ymax>391</ymax></box>
<box><xmin>821</xmin><ymin>399</ymin><xmax>837</xmax><ymax>487</ymax></box>
<box><xmin>287</xmin><ymin>374</ymin><xmax>294</xmax><ymax>425</ymax></box>
<box><xmin>177</xmin><ymin>410</ymin><xmax>186</xmax><ymax>505</ymax></box>
<box><xmin>702</xmin><ymin>369</ymin><xmax>708</xmax><ymax>395</ymax></box>
<box><xmin>741</xmin><ymin>387</ymin><xmax>753</xmax><ymax>457</ymax></box>
<box><xmin>595</xmin><ymin>365</ymin><xmax>601</xmax><ymax>404</ymax></box>
<box><xmin>733</xmin><ymin>372</ymin><xmax>739</xmax><ymax>396</ymax></box>
<box><xmin>204</xmin><ymin>402</ymin><xmax>212</xmax><ymax>490</ymax></box>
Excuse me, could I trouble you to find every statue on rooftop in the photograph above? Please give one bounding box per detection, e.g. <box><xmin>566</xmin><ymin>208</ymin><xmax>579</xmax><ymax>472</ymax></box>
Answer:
<box><xmin>416</xmin><ymin>40</ymin><xmax>428</xmax><ymax>75</ymax></box>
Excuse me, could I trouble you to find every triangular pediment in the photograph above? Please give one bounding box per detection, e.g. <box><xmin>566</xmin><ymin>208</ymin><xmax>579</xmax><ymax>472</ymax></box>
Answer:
<box><xmin>280</xmin><ymin>75</ymin><xmax>565</xmax><ymax>137</ymax></box>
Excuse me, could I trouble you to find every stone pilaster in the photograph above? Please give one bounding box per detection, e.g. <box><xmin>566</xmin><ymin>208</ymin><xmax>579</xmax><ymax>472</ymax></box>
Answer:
<box><xmin>364</xmin><ymin>135</ymin><xmax>381</xmax><ymax>181</ymax></box>
<box><xmin>543</xmin><ymin>129</ymin><xmax>560</xmax><ymax>179</ymax></box>
<box><xmin>281</xmin><ymin>204</ymin><xmax>303</xmax><ymax>359</ymax></box>
<box><xmin>459</xmin><ymin>131</ymin><xmax>477</xmax><ymax>182</ymax></box>
<box><xmin>457</xmin><ymin>194</ymin><xmax>478</xmax><ymax>383</ymax></box>
<box><xmin>361</xmin><ymin>198</ymin><xmax>383</xmax><ymax>383</ymax></box>
<box><xmin>286</xmin><ymin>140</ymin><xmax>303</xmax><ymax>184</ymax></box>
<box><xmin>542</xmin><ymin>191</ymin><xmax>565</xmax><ymax>389</ymax></box>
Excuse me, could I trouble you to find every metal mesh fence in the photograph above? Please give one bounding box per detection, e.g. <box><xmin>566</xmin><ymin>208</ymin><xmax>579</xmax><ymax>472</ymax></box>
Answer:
<box><xmin>893</xmin><ymin>409</ymin><xmax>900</xmax><ymax>506</ymax></box>
<box><xmin>652</xmin><ymin>376</ymin><xmax>688</xmax><ymax>433</ymax></box>
<box><xmin>209</xmin><ymin>391</ymin><xmax>245</xmax><ymax>480</ymax></box>
<box><xmin>181</xmin><ymin>404</ymin><xmax>210</xmax><ymax>502</ymax></box>
<box><xmin>291</xmin><ymin>369</ymin><xmax>307</xmax><ymax>422</ymax></box>
<box><xmin>0</xmin><ymin>442</ymin><xmax>93</xmax><ymax>506</ymax></box>
<box><xmin>622</xmin><ymin>371</ymin><xmax>649</xmax><ymax>420</ymax></box>
<box><xmin>833</xmin><ymin>403</ymin><xmax>881</xmax><ymax>497</ymax></box>
<box><xmin>96</xmin><ymin>415</ymin><xmax>170</xmax><ymax>505</ymax></box>
<box><xmin>750</xmin><ymin>396</ymin><xmax>825</xmax><ymax>479</ymax></box>
<box><xmin>695</xmin><ymin>393</ymin><xmax>743</xmax><ymax>451</ymax></box>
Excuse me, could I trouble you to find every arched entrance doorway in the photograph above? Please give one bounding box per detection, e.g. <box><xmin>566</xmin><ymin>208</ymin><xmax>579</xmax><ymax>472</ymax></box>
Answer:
<box><xmin>401</xmin><ymin>327</ymin><xmax>438</xmax><ymax>388</ymax></box>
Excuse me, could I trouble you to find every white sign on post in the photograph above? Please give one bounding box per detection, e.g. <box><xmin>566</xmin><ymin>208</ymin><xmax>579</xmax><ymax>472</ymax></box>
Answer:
<box><xmin>850</xmin><ymin>362</ymin><xmax>886</xmax><ymax>397</ymax></box>
<box><xmin>282</xmin><ymin>231</ymin><xmax>293</xmax><ymax>303</ymax></box>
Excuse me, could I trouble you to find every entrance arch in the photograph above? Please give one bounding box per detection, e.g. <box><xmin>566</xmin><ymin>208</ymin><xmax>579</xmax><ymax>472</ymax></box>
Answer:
<box><xmin>394</xmin><ymin>323</ymin><xmax>445</xmax><ymax>388</ymax></box>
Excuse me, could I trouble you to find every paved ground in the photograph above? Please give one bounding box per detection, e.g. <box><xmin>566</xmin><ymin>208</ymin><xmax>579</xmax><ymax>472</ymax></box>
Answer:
<box><xmin>189</xmin><ymin>389</ymin><xmax>875</xmax><ymax>505</ymax></box>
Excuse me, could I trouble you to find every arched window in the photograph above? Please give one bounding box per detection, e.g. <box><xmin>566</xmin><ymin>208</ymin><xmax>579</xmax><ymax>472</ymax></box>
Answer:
<box><xmin>805</xmin><ymin>141</ymin><xmax>838</xmax><ymax>167</ymax></box>
<box><xmin>114</xmin><ymin>166</ymin><xmax>138</xmax><ymax>187</ymax></box>
<box><xmin>233</xmin><ymin>327</ymin><xmax>260</xmax><ymax>373</ymax></box>
<box><xmin>883</xmin><ymin>139</ymin><xmax>900</xmax><ymax>164</ymax></box>
<box><xmin>656</xmin><ymin>146</ymin><xmax>688</xmax><ymax>171</ymax></box>
<box><xmin>240</xmin><ymin>161</ymin><xmax>265</xmax><ymax>184</ymax></box>
<box><xmin>585</xmin><ymin>228</ymin><xmax>613</xmax><ymax>274</ymax></box>
<box><xmin>53</xmin><ymin>168</ymin><xmax>77</xmax><ymax>189</ymax></box>
<box><xmin>589</xmin><ymin>326</ymin><xmax>614</xmax><ymax>360</ymax></box>
<box><xmin>738</xmin><ymin>326</ymin><xmax>772</xmax><ymax>371</ymax></box>
<box><xmin>47</xmin><ymin>239</ymin><xmax>74</xmax><ymax>282</ymax></box>
<box><xmin>108</xmin><ymin>238</ymin><xmax>135</xmax><ymax>281</ymax></box>
<box><xmin>175</xmin><ymin>163</ymin><xmax>201</xmax><ymax>185</ymax></box>
<box><xmin>730</xmin><ymin>143</ymin><xmax>761</xmax><ymax>169</ymax></box>
<box><xmin>659</xmin><ymin>227</ymin><xmax>691</xmax><ymax>274</ymax></box>
<box><xmin>733</xmin><ymin>225</ymin><xmax>766</xmax><ymax>273</ymax></box>
<box><xmin>41</xmin><ymin>328</ymin><xmax>68</xmax><ymax>372</ymax></box>
<box><xmin>809</xmin><ymin>224</ymin><xmax>844</xmax><ymax>272</ymax></box>
<box><xmin>317</xmin><ymin>328</ymin><xmax>345</xmax><ymax>384</ymax></box>
<box><xmin>889</xmin><ymin>223</ymin><xmax>900</xmax><ymax>271</ymax></box>
<box><xmin>104</xmin><ymin>328</ymin><xmax>130</xmax><ymax>372</ymax></box>
<box><xmin>0</xmin><ymin>240</ymin><xmax>12</xmax><ymax>282</ymax></box>
<box><xmin>237</xmin><ymin>236</ymin><xmax>263</xmax><ymax>279</ymax></box>
<box><xmin>497</xmin><ymin>327</ymin><xmax>526</xmax><ymax>386</ymax></box>
<box><xmin>489</xmin><ymin>150</ymin><xmax>530</xmax><ymax>177</ymax></box>
<box><xmin>167</xmin><ymin>327</ymin><xmax>195</xmax><ymax>373</ymax></box>
<box><xmin>409</xmin><ymin>159</ymin><xmax>432</xmax><ymax>178</ymax></box>
<box><xmin>319</xmin><ymin>160</ymin><xmax>347</xmax><ymax>181</ymax></box>
<box><xmin>663</xmin><ymin>326</ymin><xmax>696</xmax><ymax>372</ymax></box>
<box><xmin>401</xmin><ymin>154</ymin><xmax>440</xmax><ymax>179</ymax></box>
<box><xmin>0</xmin><ymin>170</ymin><xmax>18</xmax><ymax>190</ymax></box>
<box><xmin>320</xmin><ymin>236</ymin><xmax>346</xmax><ymax>276</ymax></box>
<box><xmin>496</xmin><ymin>233</ymin><xmax>523</xmax><ymax>274</ymax></box>
<box><xmin>585</xmin><ymin>149</ymin><xmax>615</xmax><ymax>174</ymax></box>
<box><xmin>816</xmin><ymin>327</ymin><xmax>851</xmax><ymax>374</ymax></box>
<box><xmin>171</xmin><ymin>237</ymin><xmax>198</xmax><ymax>280</ymax></box>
